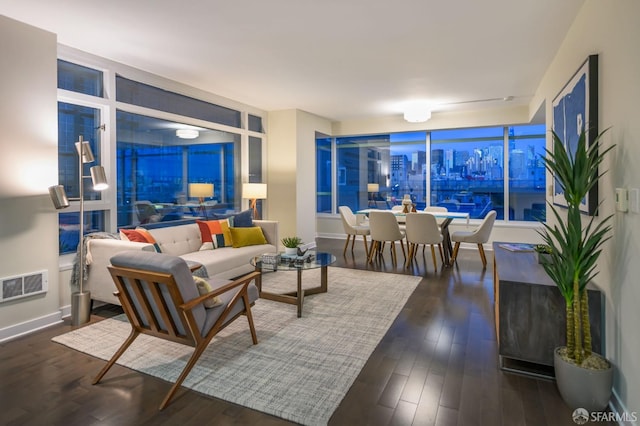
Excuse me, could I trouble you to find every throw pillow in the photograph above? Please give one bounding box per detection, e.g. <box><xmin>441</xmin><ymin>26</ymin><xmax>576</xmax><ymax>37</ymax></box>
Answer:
<box><xmin>193</xmin><ymin>276</ymin><xmax>223</xmax><ymax>308</ymax></box>
<box><xmin>230</xmin><ymin>226</ymin><xmax>267</xmax><ymax>248</ymax></box>
<box><xmin>197</xmin><ymin>219</ymin><xmax>232</xmax><ymax>250</ymax></box>
<box><xmin>231</xmin><ymin>209</ymin><xmax>254</xmax><ymax>228</ymax></box>
<box><xmin>119</xmin><ymin>229</ymin><xmax>162</xmax><ymax>252</ymax></box>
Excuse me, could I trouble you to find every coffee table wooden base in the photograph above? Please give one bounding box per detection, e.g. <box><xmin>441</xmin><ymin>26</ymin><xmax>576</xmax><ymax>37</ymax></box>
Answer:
<box><xmin>255</xmin><ymin>265</ymin><xmax>329</xmax><ymax>318</ymax></box>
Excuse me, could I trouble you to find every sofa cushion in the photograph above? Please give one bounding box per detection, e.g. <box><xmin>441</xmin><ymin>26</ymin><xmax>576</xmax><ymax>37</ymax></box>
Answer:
<box><xmin>230</xmin><ymin>209</ymin><xmax>254</xmax><ymax>227</ymax></box>
<box><xmin>120</xmin><ymin>229</ymin><xmax>162</xmax><ymax>252</ymax></box>
<box><xmin>230</xmin><ymin>226</ymin><xmax>267</xmax><ymax>248</ymax></box>
<box><xmin>197</xmin><ymin>219</ymin><xmax>232</xmax><ymax>250</ymax></box>
<box><xmin>145</xmin><ymin>223</ymin><xmax>203</xmax><ymax>256</ymax></box>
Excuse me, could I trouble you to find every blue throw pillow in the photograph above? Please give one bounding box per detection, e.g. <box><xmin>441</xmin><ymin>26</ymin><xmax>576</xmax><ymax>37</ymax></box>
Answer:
<box><xmin>232</xmin><ymin>209</ymin><xmax>254</xmax><ymax>227</ymax></box>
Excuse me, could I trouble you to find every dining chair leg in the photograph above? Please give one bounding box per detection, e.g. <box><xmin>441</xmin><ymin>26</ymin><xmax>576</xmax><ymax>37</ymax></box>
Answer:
<box><xmin>478</xmin><ymin>243</ymin><xmax>487</xmax><ymax>268</ymax></box>
<box><xmin>399</xmin><ymin>239</ymin><xmax>406</xmax><ymax>260</ymax></box>
<box><xmin>343</xmin><ymin>235</ymin><xmax>351</xmax><ymax>256</ymax></box>
<box><xmin>368</xmin><ymin>241</ymin><xmax>379</xmax><ymax>263</ymax></box>
<box><xmin>451</xmin><ymin>242</ymin><xmax>461</xmax><ymax>266</ymax></box>
<box><xmin>390</xmin><ymin>241</ymin><xmax>397</xmax><ymax>265</ymax></box>
<box><xmin>438</xmin><ymin>244</ymin><xmax>444</xmax><ymax>262</ymax></box>
<box><xmin>405</xmin><ymin>243</ymin><xmax>414</xmax><ymax>268</ymax></box>
<box><xmin>430</xmin><ymin>245</ymin><xmax>438</xmax><ymax>271</ymax></box>
<box><xmin>362</xmin><ymin>235</ymin><xmax>369</xmax><ymax>258</ymax></box>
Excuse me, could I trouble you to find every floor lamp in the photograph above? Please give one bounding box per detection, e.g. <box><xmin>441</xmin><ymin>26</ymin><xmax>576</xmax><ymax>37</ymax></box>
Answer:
<box><xmin>49</xmin><ymin>136</ymin><xmax>108</xmax><ymax>326</ymax></box>
<box><xmin>242</xmin><ymin>183</ymin><xmax>267</xmax><ymax>219</ymax></box>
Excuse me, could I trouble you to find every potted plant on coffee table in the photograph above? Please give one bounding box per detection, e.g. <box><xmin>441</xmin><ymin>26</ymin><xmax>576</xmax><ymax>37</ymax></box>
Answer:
<box><xmin>282</xmin><ymin>236</ymin><xmax>303</xmax><ymax>255</ymax></box>
<box><xmin>538</xmin><ymin>128</ymin><xmax>614</xmax><ymax>411</ymax></box>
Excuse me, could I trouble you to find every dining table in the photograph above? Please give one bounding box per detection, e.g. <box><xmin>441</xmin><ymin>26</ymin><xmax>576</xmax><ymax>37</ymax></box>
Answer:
<box><xmin>356</xmin><ymin>209</ymin><xmax>470</xmax><ymax>266</ymax></box>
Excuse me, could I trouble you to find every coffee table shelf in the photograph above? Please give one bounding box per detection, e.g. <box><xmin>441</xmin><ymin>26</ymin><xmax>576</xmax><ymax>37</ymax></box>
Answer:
<box><xmin>251</xmin><ymin>252</ymin><xmax>336</xmax><ymax>317</ymax></box>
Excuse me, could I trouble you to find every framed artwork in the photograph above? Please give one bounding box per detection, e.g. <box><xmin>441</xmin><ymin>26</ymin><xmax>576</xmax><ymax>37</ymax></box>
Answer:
<box><xmin>552</xmin><ymin>54</ymin><xmax>599</xmax><ymax>215</ymax></box>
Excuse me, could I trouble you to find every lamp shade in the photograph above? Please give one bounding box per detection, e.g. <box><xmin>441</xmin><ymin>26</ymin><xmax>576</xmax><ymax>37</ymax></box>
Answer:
<box><xmin>242</xmin><ymin>183</ymin><xmax>267</xmax><ymax>199</ymax></box>
<box><xmin>48</xmin><ymin>185</ymin><xmax>70</xmax><ymax>209</ymax></box>
<box><xmin>367</xmin><ymin>183</ymin><xmax>379</xmax><ymax>192</ymax></box>
<box><xmin>189</xmin><ymin>183</ymin><xmax>214</xmax><ymax>198</ymax></box>
<box><xmin>75</xmin><ymin>139</ymin><xmax>95</xmax><ymax>163</ymax></box>
<box><xmin>90</xmin><ymin>166</ymin><xmax>109</xmax><ymax>191</ymax></box>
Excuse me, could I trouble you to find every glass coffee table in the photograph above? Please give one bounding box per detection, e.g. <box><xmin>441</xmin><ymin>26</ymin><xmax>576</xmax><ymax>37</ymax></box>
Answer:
<box><xmin>250</xmin><ymin>251</ymin><xmax>336</xmax><ymax>317</ymax></box>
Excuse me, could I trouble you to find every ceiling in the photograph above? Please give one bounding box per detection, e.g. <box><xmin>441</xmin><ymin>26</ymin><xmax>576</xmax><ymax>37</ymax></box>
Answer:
<box><xmin>1</xmin><ymin>0</ymin><xmax>584</xmax><ymax>122</ymax></box>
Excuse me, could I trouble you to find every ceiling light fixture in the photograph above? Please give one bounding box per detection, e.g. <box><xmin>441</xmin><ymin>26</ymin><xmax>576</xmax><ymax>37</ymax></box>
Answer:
<box><xmin>176</xmin><ymin>129</ymin><xmax>199</xmax><ymax>139</ymax></box>
<box><xmin>404</xmin><ymin>107</ymin><xmax>432</xmax><ymax>123</ymax></box>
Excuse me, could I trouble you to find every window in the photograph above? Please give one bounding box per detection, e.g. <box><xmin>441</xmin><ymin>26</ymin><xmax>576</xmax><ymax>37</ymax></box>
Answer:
<box><xmin>116</xmin><ymin>76</ymin><xmax>241</xmax><ymax>128</ymax></box>
<box><xmin>116</xmin><ymin>111</ymin><xmax>240</xmax><ymax>227</ymax></box>
<box><xmin>431</xmin><ymin>127</ymin><xmax>504</xmax><ymax>219</ymax></box>
<box><xmin>316</xmin><ymin>136</ymin><xmax>332</xmax><ymax>213</ymax></box>
<box><xmin>317</xmin><ymin>124</ymin><xmax>546</xmax><ymax>222</ymax></box>
<box><xmin>56</xmin><ymin>58</ymin><xmax>260</xmax><ymax>254</ymax></box>
<box><xmin>57</xmin><ymin>59</ymin><xmax>103</xmax><ymax>97</ymax></box>
<box><xmin>57</xmin><ymin>101</ymin><xmax>107</xmax><ymax>254</ymax></box>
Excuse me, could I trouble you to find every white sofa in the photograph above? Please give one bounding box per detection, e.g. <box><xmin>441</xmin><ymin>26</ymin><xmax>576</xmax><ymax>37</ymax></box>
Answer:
<box><xmin>85</xmin><ymin>220</ymin><xmax>279</xmax><ymax>305</ymax></box>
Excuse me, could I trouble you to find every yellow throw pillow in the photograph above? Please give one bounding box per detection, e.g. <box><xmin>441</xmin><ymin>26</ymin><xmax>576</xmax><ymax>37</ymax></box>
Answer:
<box><xmin>193</xmin><ymin>276</ymin><xmax>223</xmax><ymax>308</ymax></box>
<box><xmin>230</xmin><ymin>226</ymin><xmax>268</xmax><ymax>248</ymax></box>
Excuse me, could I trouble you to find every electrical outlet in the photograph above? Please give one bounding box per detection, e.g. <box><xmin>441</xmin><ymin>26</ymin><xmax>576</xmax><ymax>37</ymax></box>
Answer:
<box><xmin>616</xmin><ymin>188</ymin><xmax>628</xmax><ymax>212</ymax></box>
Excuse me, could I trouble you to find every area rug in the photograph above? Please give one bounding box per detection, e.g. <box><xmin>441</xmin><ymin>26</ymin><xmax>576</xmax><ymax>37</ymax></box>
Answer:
<box><xmin>52</xmin><ymin>267</ymin><xmax>421</xmax><ymax>425</ymax></box>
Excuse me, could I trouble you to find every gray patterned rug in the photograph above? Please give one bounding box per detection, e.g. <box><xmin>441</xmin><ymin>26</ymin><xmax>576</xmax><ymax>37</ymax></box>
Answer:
<box><xmin>52</xmin><ymin>267</ymin><xmax>421</xmax><ymax>425</ymax></box>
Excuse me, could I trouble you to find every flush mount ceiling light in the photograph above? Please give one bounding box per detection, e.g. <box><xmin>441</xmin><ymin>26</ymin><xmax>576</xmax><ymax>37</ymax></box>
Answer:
<box><xmin>403</xmin><ymin>106</ymin><xmax>432</xmax><ymax>123</ymax></box>
<box><xmin>176</xmin><ymin>129</ymin><xmax>199</xmax><ymax>139</ymax></box>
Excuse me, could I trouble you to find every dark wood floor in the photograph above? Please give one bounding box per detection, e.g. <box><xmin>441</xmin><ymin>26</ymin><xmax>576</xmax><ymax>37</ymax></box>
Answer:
<box><xmin>0</xmin><ymin>238</ymin><xmax>605</xmax><ymax>426</ymax></box>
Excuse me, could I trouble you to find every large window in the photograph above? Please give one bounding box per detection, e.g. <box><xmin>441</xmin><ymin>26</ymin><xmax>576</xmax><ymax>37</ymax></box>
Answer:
<box><xmin>317</xmin><ymin>124</ymin><xmax>546</xmax><ymax>222</ymax></box>
<box><xmin>56</xmin><ymin>58</ymin><xmax>263</xmax><ymax>254</ymax></box>
<box><xmin>57</xmin><ymin>81</ymin><xmax>107</xmax><ymax>254</ymax></box>
<box><xmin>116</xmin><ymin>111</ymin><xmax>240</xmax><ymax>227</ymax></box>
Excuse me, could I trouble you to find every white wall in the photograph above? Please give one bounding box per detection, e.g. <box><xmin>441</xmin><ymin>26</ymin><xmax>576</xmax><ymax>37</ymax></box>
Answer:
<box><xmin>535</xmin><ymin>0</ymin><xmax>640</xmax><ymax>415</ymax></box>
<box><xmin>267</xmin><ymin>109</ymin><xmax>332</xmax><ymax>246</ymax></box>
<box><xmin>0</xmin><ymin>16</ymin><xmax>62</xmax><ymax>340</ymax></box>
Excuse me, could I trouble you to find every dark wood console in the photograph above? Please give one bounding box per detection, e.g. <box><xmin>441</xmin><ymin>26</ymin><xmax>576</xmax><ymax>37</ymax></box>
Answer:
<box><xmin>492</xmin><ymin>242</ymin><xmax>603</xmax><ymax>378</ymax></box>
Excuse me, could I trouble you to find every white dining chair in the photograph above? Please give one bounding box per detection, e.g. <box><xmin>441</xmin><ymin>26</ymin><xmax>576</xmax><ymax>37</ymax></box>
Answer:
<box><xmin>450</xmin><ymin>210</ymin><xmax>497</xmax><ymax>268</ymax></box>
<box><xmin>338</xmin><ymin>206</ymin><xmax>370</xmax><ymax>257</ymax></box>
<box><xmin>404</xmin><ymin>213</ymin><xmax>443</xmax><ymax>270</ymax></box>
<box><xmin>367</xmin><ymin>210</ymin><xmax>406</xmax><ymax>265</ymax></box>
<box><xmin>423</xmin><ymin>206</ymin><xmax>448</xmax><ymax>213</ymax></box>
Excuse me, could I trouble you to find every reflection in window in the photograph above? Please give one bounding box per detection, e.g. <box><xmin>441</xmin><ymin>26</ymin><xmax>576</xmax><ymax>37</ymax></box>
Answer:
<box><xmin>316</xmin><ymin>124</ymin><xmax>546</xmax><ymax>222</ymax></box>
<box><xmin>116</xmin><ymin>111</ymin><xmax>241</xmax><ymax>227</ymax></box>
<box><xmin>58</xmin><ymin>211</ymin><xmax>106</xmax><ymax>254</ymax></box>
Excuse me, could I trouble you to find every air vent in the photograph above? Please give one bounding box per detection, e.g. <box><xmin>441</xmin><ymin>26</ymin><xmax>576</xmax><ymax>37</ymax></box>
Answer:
<box><xmin>1</xmin><ymin>270</ymin><xmax>48</xmax><ymax>303</ymax></box>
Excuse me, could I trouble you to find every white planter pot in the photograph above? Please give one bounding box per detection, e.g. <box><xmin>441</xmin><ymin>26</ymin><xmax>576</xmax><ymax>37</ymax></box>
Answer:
<box><xmin>554</xmin><ymin>347</ymin><xmax>613</xmax><ymax>411</ymax></box>
<box><xmin>284</xmin><ymin>247</ymin><xmax>298</xmax><ymax>255</ymax></box>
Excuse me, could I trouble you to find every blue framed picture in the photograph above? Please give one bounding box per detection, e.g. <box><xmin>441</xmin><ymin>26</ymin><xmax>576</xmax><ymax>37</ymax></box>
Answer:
<box><xmin>552</xmin><ymin>54</ymin><xmax>599</xmax><ymax>215</ymax></box>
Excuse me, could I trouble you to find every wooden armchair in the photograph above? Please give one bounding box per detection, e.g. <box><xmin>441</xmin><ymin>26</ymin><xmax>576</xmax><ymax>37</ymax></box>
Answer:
<box><xmin>92</xmin><ymin>250</ymin><xmax>260</xmax><ymax>410</ymax></box>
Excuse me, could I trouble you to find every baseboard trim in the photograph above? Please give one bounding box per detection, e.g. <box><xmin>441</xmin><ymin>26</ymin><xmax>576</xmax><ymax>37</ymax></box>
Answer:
<box><xmin>609</xmin><ymin>388</ymin><xmax>638</xmax><ymax>425</ymax></box>
<box><xmin>0</xmin><ymin>310</ymin><xmax>65</xmax><ymax>343</ymax></box>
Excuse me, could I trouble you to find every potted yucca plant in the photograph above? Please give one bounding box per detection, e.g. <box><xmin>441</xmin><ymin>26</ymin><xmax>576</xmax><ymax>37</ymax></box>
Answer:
<box><xmin>538</xmin><ymin>128</ymin><xmax>614</xmax><ymax>411</ymax></box>
<box><xmin>281</xmin><ymin>236</ymin><xmax>303</xmax><ymax>255</ymax></box>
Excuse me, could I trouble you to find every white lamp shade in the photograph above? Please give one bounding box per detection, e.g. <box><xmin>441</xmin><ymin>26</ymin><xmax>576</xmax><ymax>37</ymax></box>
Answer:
<box><xmin>242</xmin><ymin>183</ymin><xmax>267</xmax><ymax>199</ymax></box>
<box><xmin>367</xmin><ymin>183</ymin><xmax>379</xmax><ymax>192</ymax></box>
<box><xmin>189</xmin><ymin>183</ymin><xmax>214</xmax><ymax>198</ymax></box>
